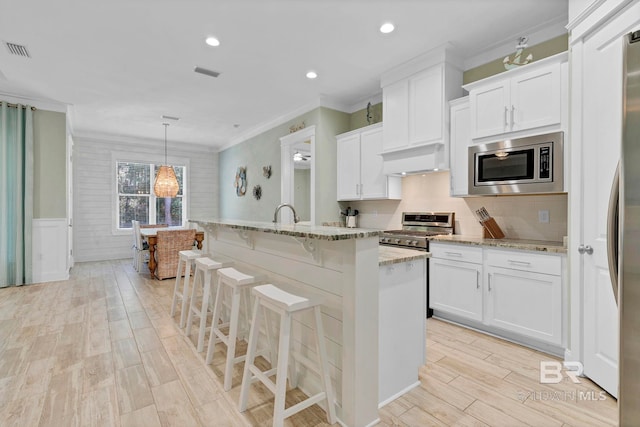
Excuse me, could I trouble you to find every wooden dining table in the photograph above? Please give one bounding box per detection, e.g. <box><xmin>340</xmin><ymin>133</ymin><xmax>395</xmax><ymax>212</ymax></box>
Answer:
<box><xmin>140</xmin><ymin>227</ymin><xmax>205</xmax><ymax>279</ymax></box>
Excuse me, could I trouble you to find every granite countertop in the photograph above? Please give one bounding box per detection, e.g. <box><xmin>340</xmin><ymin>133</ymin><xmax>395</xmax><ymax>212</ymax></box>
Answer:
<box><xmin>189</xmin><ymin>218</ymin><xmax>382</xmax><ymax>241</ymax></box>
<box><xmin>429</xmin><ymin>235</ymin><xmax>567</xmax><ymax>254</ymax></box>
<box><xmin>379</xmin><ymin>246</ymin><xmax>430</xmax><ymax>266</ymax></box>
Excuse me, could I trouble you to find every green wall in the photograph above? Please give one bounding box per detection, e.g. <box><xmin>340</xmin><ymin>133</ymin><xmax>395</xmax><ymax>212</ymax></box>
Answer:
<box><xmin>33</xmin><ymin>110</ymin><xmax>66</xmax><ymax>218</ymax></box>
<box><xmin>219</xmin><ymin>106</ymin><xmax>350</xmax><ymax>223</ymax></box>
<box><xmin>463</xmin><ymin>34</ymin><xmax>568</xmax><ymax>85</ymax></box>
<box><xmin>349</xmin><ymin>102</ymin><xmax>382</xmax><ymax>130</ymax></box>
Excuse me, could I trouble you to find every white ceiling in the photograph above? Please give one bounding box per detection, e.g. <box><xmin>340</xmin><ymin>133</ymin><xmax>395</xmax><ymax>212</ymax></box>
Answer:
<box><xmin>0</xmin><ymin>0</ymin><xmax>568</xmax><ymax>150</ymax></box>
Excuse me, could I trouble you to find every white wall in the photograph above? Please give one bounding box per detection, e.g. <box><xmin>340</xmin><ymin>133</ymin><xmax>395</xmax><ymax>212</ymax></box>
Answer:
<box><xmin>73</xmin><ymin>135</ymin><xmax>218</xmax><ymax>262</ymax></box>
<box><xmin>346</xmin><ymin>171</ymin><xmax>568</xmax><ymax>242</ymax></box>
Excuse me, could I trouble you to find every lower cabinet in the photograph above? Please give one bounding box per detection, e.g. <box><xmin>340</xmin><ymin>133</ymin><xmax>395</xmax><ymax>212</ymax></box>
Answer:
<box><xmin>430</xmin><ymin>257</ymin><xmax>482</xmax><ymax>322</ymax></box>
<box><xmin>485</xmin><ymin>265</ymin><xmax>562</xmax><ymax>345</ymax></box>
<box><xmin>430</xmin><ymin>242</ymin><xmax>565</xmax><ymax>349</ymax></box>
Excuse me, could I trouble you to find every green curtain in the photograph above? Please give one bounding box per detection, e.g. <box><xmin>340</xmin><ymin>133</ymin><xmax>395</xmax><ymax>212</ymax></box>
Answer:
<box><xmin>0</xmin><ymin>102</ymin><xmax>33</xmax><ymax>287</ymax></box>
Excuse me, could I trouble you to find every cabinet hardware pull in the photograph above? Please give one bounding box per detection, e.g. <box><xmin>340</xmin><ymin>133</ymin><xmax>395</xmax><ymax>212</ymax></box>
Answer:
<box><xmin>445</xmin><ymin>252</ymin><xmax>462</xmax><ymax>257</ymax></box>
<box><xmin>488</xmin><ymin>273</ymin><xmax>492</xmax><ymax>291</ymax></box>
<box><xmin>504</xmin><ymin>106</ymin><xmax>509</xmax><ymax>128</ymax></box>
<box><xmin>508</xmin><ymin>259</ymin><xmax>531</xmax><ymax>266</ymax></box>
<box><xmin>510</xmin><ymin>105</ymin><xmax>515</xmax><ymax>128</ymax></box>
<box><xmin>476</xmin><ymin>270</ymin><xmax>480</xmax><ymax>289</ymax></box>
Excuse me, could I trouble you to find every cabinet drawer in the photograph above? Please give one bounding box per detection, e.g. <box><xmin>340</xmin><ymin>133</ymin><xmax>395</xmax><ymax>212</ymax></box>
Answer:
<box><xmin>486</xmin><ymin>249</ymin><xmax>561</xmax><ymax>275</ymax></box>
<box><xmin>430</xmin><ymin>243</ymin><xmax>482</xmax><ymax>264</ymax></box>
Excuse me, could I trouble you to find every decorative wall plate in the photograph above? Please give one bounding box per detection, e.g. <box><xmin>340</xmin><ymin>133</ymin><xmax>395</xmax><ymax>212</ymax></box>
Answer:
<box><xmin>252</xmin><ymin>185</ymin><xmax>262</xmax><ymax>200</ymax></box>
<box><xmin>235</xmin><ymin>166</ymin><xmax>247</xmax><ymax>196</ymax></box>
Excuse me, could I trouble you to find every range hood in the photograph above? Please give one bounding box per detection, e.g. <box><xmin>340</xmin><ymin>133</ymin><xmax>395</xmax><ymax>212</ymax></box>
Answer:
<box><xmin>381</xmin><ymin>143</ymin><xmax>446</xmax><ymax>176</ymax></box>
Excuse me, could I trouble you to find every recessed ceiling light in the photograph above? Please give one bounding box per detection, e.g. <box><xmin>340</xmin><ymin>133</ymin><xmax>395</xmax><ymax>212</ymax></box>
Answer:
<box><xmin>380</xmin><ymin>22</ymin><xmax>395</xmax><ymax>34</ymax></box>
<box><xmin>306</xmin><ymin>71</ymin><xmax>318</xmax><ymax>79</ymax></box>
<box><xmin>205</xmin><ymin>36</ymin><xmax>220</xmax><ymax>47</ymax></box>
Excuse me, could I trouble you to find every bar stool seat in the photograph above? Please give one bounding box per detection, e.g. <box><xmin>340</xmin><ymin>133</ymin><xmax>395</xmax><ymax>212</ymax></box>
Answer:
<box><xmin>170</xmin><ymin>250</ymin><xmax>203</xmax><ymax>328</ymax></box>
<box><xmin>239</xmin><ymin>284</ymin><xmax>336</xmax><ymax>427</ymax></box>
<box><xmin>205</xmin><ymin>267</ymin><xmax>265</xmax><ymax>391</ymax></box>
<box><xmin>186</xmin><ymin>256</ymin><xmax>234</xmax><ymax>352</ymax></box>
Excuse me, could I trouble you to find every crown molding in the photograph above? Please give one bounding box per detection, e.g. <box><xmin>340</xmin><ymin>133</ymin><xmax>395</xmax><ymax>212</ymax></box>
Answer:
<box><xmin>0</xmin><ymin>91</ymin><xmax>68</xmax><ymax>113</ymax></box>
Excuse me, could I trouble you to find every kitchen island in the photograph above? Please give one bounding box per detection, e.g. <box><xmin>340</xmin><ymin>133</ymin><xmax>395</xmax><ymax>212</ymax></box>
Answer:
<box><xmin>191</xmin><ymin>219</ymin><xmax>428</xmax><ymax>427</ymax></box>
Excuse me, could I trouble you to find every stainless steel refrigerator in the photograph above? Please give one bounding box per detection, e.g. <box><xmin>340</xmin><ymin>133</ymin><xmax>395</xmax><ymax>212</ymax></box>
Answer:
<box><xmin>618</xmin><ymin>29</ymin><xmax>640</xmax><ymax>425</ymax></box>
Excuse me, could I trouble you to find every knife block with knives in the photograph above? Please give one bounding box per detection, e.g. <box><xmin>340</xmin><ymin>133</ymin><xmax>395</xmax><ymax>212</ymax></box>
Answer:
<box><xmin>475</xmin><ymin>207</ymin><xmax>505</xmax><ymax>239</ymax></box>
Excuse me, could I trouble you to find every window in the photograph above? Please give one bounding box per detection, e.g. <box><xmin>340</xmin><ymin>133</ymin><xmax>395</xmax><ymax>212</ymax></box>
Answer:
<box><xmin>117</xmin><ymin>161</ymin><xmax>186</xmax><ymax>229</ymax></box>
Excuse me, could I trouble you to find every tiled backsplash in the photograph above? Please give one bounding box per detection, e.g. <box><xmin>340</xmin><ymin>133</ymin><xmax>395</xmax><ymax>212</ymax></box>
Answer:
<box><xmin>342</xmin><ymin>171</ymin><xmax>567</xmax><ymax>242</ymax></box>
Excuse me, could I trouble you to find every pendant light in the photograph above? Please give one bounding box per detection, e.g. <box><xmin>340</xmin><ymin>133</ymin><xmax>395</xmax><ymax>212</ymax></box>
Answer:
<box><xmin>154</xmin><ymin>123</ymin><xmax>179</xmax><ymax>198</ymax></box>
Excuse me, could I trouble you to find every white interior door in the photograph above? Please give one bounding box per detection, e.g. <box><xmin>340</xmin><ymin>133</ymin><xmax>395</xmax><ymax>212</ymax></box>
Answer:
<box><xmin>580</xmin><ymin>24</ymin><xmax>624</xmax><ymax>398</ymax></box>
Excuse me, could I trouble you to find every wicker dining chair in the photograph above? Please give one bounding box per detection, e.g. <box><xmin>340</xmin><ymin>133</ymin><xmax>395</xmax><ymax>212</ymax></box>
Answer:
<box><xmin>154</xmin><ymin>229</ymin><xmax>197</xmax><ymax>280</ymax></box>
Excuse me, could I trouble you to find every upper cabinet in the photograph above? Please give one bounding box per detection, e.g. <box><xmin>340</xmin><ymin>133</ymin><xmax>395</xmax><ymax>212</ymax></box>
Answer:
<box><xmin>464</xmin><ymin>52</ymin><xmax>568</xmax><ymax>141</ymax></box>
<box><xmin>380</xmin><ymin>44</ymin><xmax>463</xmax><ymax>175</ymax></box>
<box><xmin>448</xmin><ymin>97</ymin><xmax>470</xmax><ymax>197</ymax></box>
<box><xmin>337</xmin><ymin>123</ymin><xmax>401</xmax><ymax>201</ymax></box>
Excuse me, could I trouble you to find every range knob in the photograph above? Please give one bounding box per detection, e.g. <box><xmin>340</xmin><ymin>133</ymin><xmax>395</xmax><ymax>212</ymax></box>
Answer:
<box><xmin>411</xmin><ymin>240</ymin><xmax>419</xmax><ymax>246</ymax></box>
<box><xmin>393</xmin><ymin>239</ymin><xmax>401</xmax><ymax>244</ymax></box>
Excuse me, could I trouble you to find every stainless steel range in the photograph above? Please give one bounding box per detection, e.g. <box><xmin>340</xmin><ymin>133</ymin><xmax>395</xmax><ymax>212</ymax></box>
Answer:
<box><xmin>380</xmin><ymin>212</ymin><xmax>455</xmax><ymax>318</ymax></box>
<box><xmin>380</xmin><ymin>212</ymin><xmax>455</xmax><ymax>250</ymax></box>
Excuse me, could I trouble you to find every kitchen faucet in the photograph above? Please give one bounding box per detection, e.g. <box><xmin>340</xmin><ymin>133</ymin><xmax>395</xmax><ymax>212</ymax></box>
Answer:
<box><xmin>273</xmin><ymin>203</ymin><xmax>300</xmax><ymax>224</ymax></box>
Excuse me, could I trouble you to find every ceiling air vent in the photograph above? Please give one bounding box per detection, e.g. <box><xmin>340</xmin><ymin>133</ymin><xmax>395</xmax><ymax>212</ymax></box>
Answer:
<box><xmin>5</xmin><ymin>42</ymin><xmax>30</xmax><ymax>58</ymax></box>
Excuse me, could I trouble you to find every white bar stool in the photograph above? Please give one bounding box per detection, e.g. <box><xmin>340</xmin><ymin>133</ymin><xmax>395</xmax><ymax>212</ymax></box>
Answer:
<box><xmin>186</xmin><ymin>256</ymin><xmax>234</xmax><ymax>352</ymax></box>
<box><xmin>170</xmin><ymin>250</ymin><xmax>202</xmax><ymax>328</ymax></box>
<box><xmin>205</xmin><ymin>267</ymin><xmax>266</xmax><ymax>391</ymax></box>
<box><xmin>239</xmin><ymin>284</ymin><xmax>336</xmax><ymax>427</ymax></box>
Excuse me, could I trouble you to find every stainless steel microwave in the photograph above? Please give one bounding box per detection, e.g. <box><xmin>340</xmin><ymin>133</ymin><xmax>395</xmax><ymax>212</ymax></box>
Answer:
<box><xmin>468</xmin><ymin>132</ymin><xmax>564</xmax><ymax>195</ymax></box>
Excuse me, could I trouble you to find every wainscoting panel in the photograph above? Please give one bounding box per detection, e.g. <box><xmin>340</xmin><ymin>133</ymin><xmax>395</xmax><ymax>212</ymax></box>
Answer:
<box><xmin>32</xmin><ymin>218</ymin><xmax>69</xmax><ymax>283</ymax></box>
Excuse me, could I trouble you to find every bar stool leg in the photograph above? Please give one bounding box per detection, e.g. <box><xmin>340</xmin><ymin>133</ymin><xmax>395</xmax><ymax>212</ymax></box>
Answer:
<box><xmin>273</xmin><ymin>312</ymin><xmax>292</xmax><ymax>427</ymax></box>
<box><xmin>197</xmin><ymin>269</ymin><xmax>213</xmax><ymax>352</ymax></box>
<box><xmin>223</xmin><ymin>286</ymin><xmax>242</xmax><ymax>391</ymax></box>
<box><xmin>205</xmin><ymin>275</ymin><xmax>225</xmax><ymax>364</ymax></box>
<box><xmin>185</xmin><ymin>267</ymin><xmax>202</xmax><ymax>338</ymax></box>
<box><xmin>170</xmin><ymin>258</ymin><xmax>184</xmax><ymax>318</ymax></box>
<box><xmin>314</xmin><ymin>305</ymin><xmax>336</xmax><ymax>424</ymax></box>
<box><xmin>239</xmin><ymin>298</ymin><xmax>262</xmax><ymax>412</ymax></box>
<box><xmin>179</xmin><ymin>257</ymin><xmax>194</xmax><ymax>328</ymax></box>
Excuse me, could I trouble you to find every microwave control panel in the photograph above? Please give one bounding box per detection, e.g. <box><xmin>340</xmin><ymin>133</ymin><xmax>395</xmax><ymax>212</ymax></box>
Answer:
<box><xmin>539</xmin><ymin>146</ymin><xmax>550</xmax><ymax>179</ymax></box>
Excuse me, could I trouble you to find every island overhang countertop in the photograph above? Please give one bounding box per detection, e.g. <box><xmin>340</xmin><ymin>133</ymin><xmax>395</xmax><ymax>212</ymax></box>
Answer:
<box><xmin>189</xmin><ymin>218</ymin><xmax>382</xmax><ymax>241</ymax></box>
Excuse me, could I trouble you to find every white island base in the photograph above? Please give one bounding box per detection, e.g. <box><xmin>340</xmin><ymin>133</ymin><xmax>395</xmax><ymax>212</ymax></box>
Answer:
<box><xmin>191</xmin><ymin>219</ymin><xmax>427</xmax><ymax>427</ymax></box>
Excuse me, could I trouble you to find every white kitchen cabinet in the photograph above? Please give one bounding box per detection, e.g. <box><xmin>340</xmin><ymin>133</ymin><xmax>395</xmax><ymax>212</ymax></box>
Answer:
<box><xmin>465</xmin><ymin>53</ymin><xmax>566</xmax><ymax>140</ymax></box>
<box><xmin>429</xmin><ymin>243</ymin><xmax>483</xmax><ymax>322</ymax></box>
<box><xmin>379</xmin><ymin>258</ymin><xmax>426</xmax><ymax>405</ymax></box>
<box><xmin>448</xmin><ymin>97</ymin><xmax>470</xmax><ymax>197</ymax></box>
<box><xmin>430</xmin><ymin>242</ymin><xmax>565</xmax><ymax>350</ymax></box>
<box><xmin>485</xmin><ymin>265</ymin><xmax>562</xmax><ymax>346</ymax></box>
<box><xmin>379</xmin><ymin>45</ymin><xmax>463</xmax><ymax>175</ymax></box>
<box><xmin>336</xmin><ymin>123</ymin><xmax>401</xmax><ymax>201</ymax></box>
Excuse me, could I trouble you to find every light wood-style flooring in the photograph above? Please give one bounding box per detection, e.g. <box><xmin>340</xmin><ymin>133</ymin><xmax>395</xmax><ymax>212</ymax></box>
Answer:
<box><xmin>0</xmin><ymin>259</ymin><xmax>617</xmax><ymax>426</ymax></box>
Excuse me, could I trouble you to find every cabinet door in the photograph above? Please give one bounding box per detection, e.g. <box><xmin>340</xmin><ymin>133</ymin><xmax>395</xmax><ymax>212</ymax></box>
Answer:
<box><xmin>360</xmin><ymin>127</ymin><xmax>387</xmax><ymax>199</ymax></box>
<box><xmin>336</xmin><ymin>134</ymin><xmax>361</xmax><ymax>201</ymax></box>
<box><xmin>430</xmin><ymin>258</ymin><xmax>483</xmax><ymax>322</ymax></box>
<box><xmin>485</xmin><ymin>266</ymin><xmax>562</xmax><ymax>345</ymax></box>
<box><xmin>449</xmin><ymin>99</ymin><xmax>470</xmax><ymax>196</ymax></box>
<box><xmin>510</xmin><ymin>65</ymin><xmax>561</xmax><ymax>132</ymax></box>
<box><xmin>409</xmin><ymin>66</ymin><xmax>443</xmax><ymax>146</ymax></box>
<box><xmin>469</xmin><ymin>80</ymin><xmax>510</xmax><ymax>139</ymax></box>
<box><xmin>382</xmin><ymin>79</ymin><xmax>409</xmax><ymax>152</ymax></box>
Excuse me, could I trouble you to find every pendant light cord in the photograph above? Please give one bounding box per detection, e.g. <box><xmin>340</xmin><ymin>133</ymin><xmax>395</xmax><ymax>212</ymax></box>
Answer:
<box><xmin>163</xmin><ymin>123</ymin><xmax>169</xmax><ymax>165</ymax></box>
